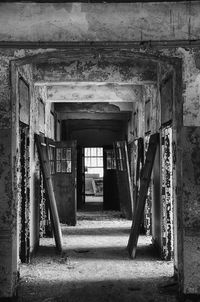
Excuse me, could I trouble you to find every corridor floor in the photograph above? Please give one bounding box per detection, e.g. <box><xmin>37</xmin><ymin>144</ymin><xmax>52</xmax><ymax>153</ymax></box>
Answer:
<box><xmin>17</xmin><ymin>204</ymin><xmax>178</xmax><ymax>302</ymax></box>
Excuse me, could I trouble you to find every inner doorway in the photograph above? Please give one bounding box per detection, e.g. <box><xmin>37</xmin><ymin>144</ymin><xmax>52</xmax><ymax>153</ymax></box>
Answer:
<box><xmin>84</xmin><ymin>147</ymin><xmax>104</xmax><ymax>209</ymax></box>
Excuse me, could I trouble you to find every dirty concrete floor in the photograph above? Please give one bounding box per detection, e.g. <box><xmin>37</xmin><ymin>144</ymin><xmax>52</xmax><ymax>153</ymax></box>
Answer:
<box><xmin>17</xmin><ymin>202</ymin><xmax>178</xmax><ymax>302</ymax></box>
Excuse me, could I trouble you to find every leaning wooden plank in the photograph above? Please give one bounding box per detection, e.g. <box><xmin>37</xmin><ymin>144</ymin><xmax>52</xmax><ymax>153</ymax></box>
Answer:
<box><xmin>127</xmin><ymin>133</ymin><xmax>159</xmax><ymax>259</ymax></box>
<box><xmin>35</xmin><ymin>134</ymin><xmax>63</xmax><ymax>253</ymax></box>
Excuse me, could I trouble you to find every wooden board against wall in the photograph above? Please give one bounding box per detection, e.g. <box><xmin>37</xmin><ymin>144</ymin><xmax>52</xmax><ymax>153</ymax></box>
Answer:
<box><xmin>127</xmin><ymin>133</ymin><xmax>159</xmax><ymax>258</ymax></box>
<box><xmin>35</xmin><ymin>134</ymin><xmax>63</xmax><ymax>253</ymax></box>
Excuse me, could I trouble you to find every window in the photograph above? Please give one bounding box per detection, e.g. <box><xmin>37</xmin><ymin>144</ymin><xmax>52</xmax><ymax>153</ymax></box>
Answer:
<box><xmin>56</xmin><ymin>147</ymin><xmax>72</xmax><ymax>173</ymax></box>
<box><xmin>48</xmin><ymin>144</ymin><xmax>56</xmax><ymax>175</ymax></box>
<box><xmin>84</xmin><ymin>147</ymin><xmax>103</xmax><ymax>177</ymax></box>
<box><xmin>106</xmin><ymin>150</ymin><xmax>116</xmax><ymax>170</ymax></box>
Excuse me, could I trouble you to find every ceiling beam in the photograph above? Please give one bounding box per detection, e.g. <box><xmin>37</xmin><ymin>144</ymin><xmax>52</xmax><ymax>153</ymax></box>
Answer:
<box><xmin>47</xmin><ymin>83</ymin><xmax>142</xmax><ymax>103</ymax></box>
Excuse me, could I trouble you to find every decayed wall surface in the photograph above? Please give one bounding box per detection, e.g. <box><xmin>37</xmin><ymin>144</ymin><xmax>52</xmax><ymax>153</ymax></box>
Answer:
<box><xmin>0</xmin><ymin>49</ymin><xmax>57</xmax><ymax>297</ymax></box>
<box><xmin>175</xmin><ymin>48</ymin><xmax>200</xmax><ymax>294</ymax></box>
<box><xmin>0</xmin><ymin>50</ymin><xmax>17</xmax><ymax>297</ymax></box>
<box><xmin>182</xmin><ymin>127</ymin><xmax>200</xmax><ymax>294</ymax></box>
<box><xmin>0</xmin><ymin>1</ymin><xmax>200</xmax><ymax>297</ymax></box>
<box><xmin>0</xmin><ymin>2</ymin><xmax>200</xmax><ymax>42</ymax></box>
<box><xmin>17</xmin><ymin>63</ymin><xmax>38</xmax><ymax>257</ymax></box>
<box><xmin>0</xmin><ymin>48</ymin><xmax>197</xmax><ymax>297</ymax></box>
<box><xmin>34</xmin><ymin>57</ymin><xmax>156</xmax><ymax>84</ymax></box>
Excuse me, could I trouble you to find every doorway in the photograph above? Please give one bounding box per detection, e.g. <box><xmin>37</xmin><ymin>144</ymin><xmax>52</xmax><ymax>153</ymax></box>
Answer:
<box><xmin>10</xmin><ymin>47</ymin><xmax>183</xmax><ymax>300</ymax></box>
<box><xmin>84</xmin><ymin>147</ymin><xmax>104</xmax><ymax>210</ymax></box>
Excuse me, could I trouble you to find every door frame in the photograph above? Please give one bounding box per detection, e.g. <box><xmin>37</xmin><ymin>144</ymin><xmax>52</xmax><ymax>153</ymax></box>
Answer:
<box><xmin>10</xmin><ymin>45</ymin><xmax>183</xmax><ymax>292</ymax></box>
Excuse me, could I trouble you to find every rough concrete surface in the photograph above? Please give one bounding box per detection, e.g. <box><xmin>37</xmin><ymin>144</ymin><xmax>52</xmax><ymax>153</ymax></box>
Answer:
<box><xmin>0</xmin><ymin>3</ymin><xmax>200</xmax><ymax>42</ymax></box>
<box><xmin>17</xmin><ymin>208</ymin><xmax>177</xmax><ymax>302</ymax></box>
<box><xmin>182</xmin><ymin>127</ymin><xmax>200</xmax><ymax>294</ymax></box>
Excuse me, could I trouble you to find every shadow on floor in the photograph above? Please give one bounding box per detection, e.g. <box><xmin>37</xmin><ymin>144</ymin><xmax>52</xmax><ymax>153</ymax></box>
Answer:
<box><xmin>17</xmin><ymin>277</ymin><xmax>179</xmax><ymax>302</ymax></box>
<box><xmin>32</xmin><ymin>241</ymin><xmax>160</xmax><ymax>262</ymax></box>
<box><xmin>61</xmin><ymin>226</ymin><xmax>130</xmax><ymax>236</ymax></box>
<box><xmin>78</xmin><ymin>201</ymin><xmax>103</xmax><ymax>212</ymax></box>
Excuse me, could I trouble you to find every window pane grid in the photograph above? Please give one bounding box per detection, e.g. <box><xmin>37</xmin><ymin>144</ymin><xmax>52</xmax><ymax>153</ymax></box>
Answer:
<box><xmin>84</xmin><ymin>147</ymin><xmax>103</xmax><ymax>168</ymax></box>
<box><xmin>48</xmin><ymin>145</ymin><xmax>56</xmax><ymax>175</ymax></box>
<box><xmin>56</xmin><ymin>147</ymin><xmax>72</xmax><ymax>173</ymax></box>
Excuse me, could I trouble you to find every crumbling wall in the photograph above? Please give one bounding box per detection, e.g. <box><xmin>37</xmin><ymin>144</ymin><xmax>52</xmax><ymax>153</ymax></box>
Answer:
<box><xmin>0</xmin><ymin>49</ymin><xmax>57</xmax><ymax>297</ymax></box>
<box><xmin>172</xmin><ymin>48</ymin><xmax>200</xmax><ymax>293</ymax></box>
<box><xmin>182</xmin><ymin>127</ymin><xmax>200</xmax><ymax>294</ymax></box>
<box><xmin>0</xmin><ymin>50</ymin><xmax>17</xmax><ymax>297</ymax></box>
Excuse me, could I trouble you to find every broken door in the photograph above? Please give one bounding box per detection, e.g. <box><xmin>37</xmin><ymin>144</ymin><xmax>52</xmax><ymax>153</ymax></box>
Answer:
<box><xmin>50</xmin><ymin>140</ymin><xmax>77</xmax><ymax>225</ymax></box>
<box><xmin>103</xmin><ymin>146</ymin><xmax>120</xmax><ymax>211</ymax></box>
<box><xmin>114</xmin><ymin>141</ymin><xmax>133</xmax><ymax>219</ymax></box>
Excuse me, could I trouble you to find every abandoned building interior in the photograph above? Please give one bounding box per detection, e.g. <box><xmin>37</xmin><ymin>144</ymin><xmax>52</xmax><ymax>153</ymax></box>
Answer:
<box><xmin>1</xmin><ymin>1</ymin><xmax>200</xmax><ymax>301</ymax></box>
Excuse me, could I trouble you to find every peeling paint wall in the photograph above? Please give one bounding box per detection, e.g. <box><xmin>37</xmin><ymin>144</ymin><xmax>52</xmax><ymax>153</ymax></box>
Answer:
<box><xmin>177</xmin><ymin>48</ymin><xmax>200</xmax><ymax>127</ymax></box>
<box><xmin>15</xmin><ymin>63</ymin><xmax>44</xmax><ymax>262</ymax></box>
<box><xmin>0</xmin><ymin>50</ymin><xmax>17</xmax><ymax>297</ymax></box>
<box><xmin>34</xmin><ymin>57</ymin><xmax>156</xmax><ymax>84</ymax></box>
<box><xmin>161</xmin><ymin>126</ymin><xmax>174</xmax><ymax>260</ymax></box>
<box><xmin>0</xmin><ymin>49</ymin><xmax>58</xmax><ymax>297</ymax></box>
<box><xmin>182</xmin><ymin>127</ymin><xmax>200</xmax><ymax>294</ymax></box>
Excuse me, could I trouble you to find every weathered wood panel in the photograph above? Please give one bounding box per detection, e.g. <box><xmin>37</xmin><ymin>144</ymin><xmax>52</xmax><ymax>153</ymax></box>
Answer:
<box><xmin>19</xmin><ymin>78</ymin><xmax>30</xmax><ymax>125</ymax></box>
<box><xmin>114</xmin><ymin>141</ymin><xmax>133</xmax><ymax>219</ymax></box>
<box><xmin>51</xmin><ymin>140</ymin><xmax>77</xmax><ymax>226</ymax></box>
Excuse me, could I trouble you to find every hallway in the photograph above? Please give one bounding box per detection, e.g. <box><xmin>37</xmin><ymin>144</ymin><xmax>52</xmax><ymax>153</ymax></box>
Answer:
<box><xmin>17</xmin><ymin>206</ymin><xmax>176</xmax><ymax>302</ymax></box>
